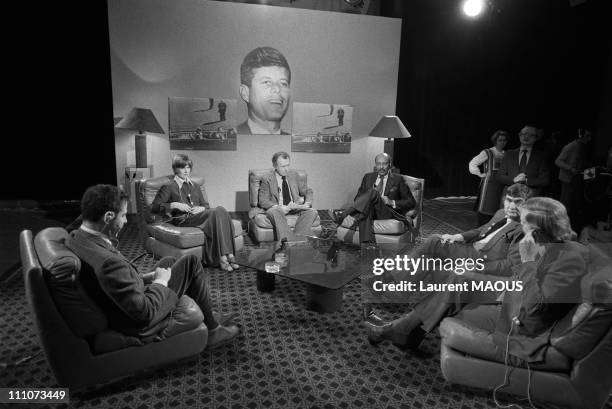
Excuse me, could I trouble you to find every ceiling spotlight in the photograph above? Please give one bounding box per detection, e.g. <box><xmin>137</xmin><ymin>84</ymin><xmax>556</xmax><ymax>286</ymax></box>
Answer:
<box><xmin>462</xmin><ymin>0</ymin><xmax>486</xmax><ymax>17</ymax></box>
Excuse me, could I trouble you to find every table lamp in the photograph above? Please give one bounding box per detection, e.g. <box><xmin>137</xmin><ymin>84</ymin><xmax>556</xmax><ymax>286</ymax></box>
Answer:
<box><xmin>115</xmin><ymin>108</ymin><xmax>165</xmax><ymax>168</ymax></box>
<box><xmin>368</xmin><ymin>115</ymin><xmax>411</xmax><ymax>161</ymax></box>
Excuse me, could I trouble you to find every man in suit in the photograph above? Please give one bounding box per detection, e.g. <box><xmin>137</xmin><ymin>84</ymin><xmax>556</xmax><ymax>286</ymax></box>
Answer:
<box><xmin>335</xmin><ymin>153</ymin><xmax>415</xmax><ymax>243</ymax></box>
<box><xmin>66</xmin><ymin>184</ymin><xmax>240</xmax><ymax>348</ymax></box>
<box><xmin>256</xmin><ymin>151</ymin><xmax>318</xmax><ymax>241</ymax></box>
<box><xmin>497</xmin><ymin>125</ymin><xmax>550</xmax><ymax>200</ymax></box>
<box><xmin>364</xmin><ymin>183</ymin><xmax>533</xmax><ymax>348</ymax></box>
<box><xmin>555</xmin><ymin>128</ymin><xmax>592</xmax><ymax>215</ymax></box>
<box><xmin>151</xmin><ymin>154</ymin><xmax>238</xmax><ymax>271</ymax></box>
<box><xmin>237</xmin><ymin>47</ymin><xmax>291</xmax><ymax>135</ymax></box>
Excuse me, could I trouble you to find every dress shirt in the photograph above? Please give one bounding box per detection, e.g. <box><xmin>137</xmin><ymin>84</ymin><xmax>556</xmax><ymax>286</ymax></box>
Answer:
<box><xmin>173</xmin><ymin>175</ymin><xmax>193</xmax><ymax>190</ymax></box>
<box><xmin>518</xmin><ymin>147</ymin><xmax>533</xmax><ymax>167</ymax></box>
<box><xmin>374</xmin><ymin>172</ymin><xmax>398</xmax><ymax>208</ymax></box>
<box><xmin>275</xmin><ymin>172</ymin><xmax>293</xmax><ymax>205</ymax></box>
<box><xmin>472</xmin><ymin>218</ymin><xmax>511</xmax><ymax>251</ymax></box>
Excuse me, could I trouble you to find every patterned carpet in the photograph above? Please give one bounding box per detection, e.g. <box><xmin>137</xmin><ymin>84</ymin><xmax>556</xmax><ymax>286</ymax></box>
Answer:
<box><xmin>1</xmin><ymin>207</ymin><xmax>563</xmax><ymax>409</ymax></box>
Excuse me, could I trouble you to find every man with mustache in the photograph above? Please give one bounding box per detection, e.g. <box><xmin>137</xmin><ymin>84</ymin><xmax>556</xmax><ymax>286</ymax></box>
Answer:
<box><xmin>237</xmin><ymin>47</ymin><xmax>291</xmax><ymax>135</ymax></box>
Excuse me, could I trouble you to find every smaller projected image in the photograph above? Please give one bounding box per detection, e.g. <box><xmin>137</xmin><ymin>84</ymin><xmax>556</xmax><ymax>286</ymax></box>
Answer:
<box><xmin>169</xmin><ymin>97</ymin><xmax>237</xmax><ymax>151</ymax></box>
<box><xmin>291</xmin><ymin>103</ymin><xmax>352</xmax><ymax>153</ymax></box>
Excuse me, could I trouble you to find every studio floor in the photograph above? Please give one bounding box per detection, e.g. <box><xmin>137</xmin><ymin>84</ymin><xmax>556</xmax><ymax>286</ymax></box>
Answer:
<box><xmin>3</xmin><ymin>199</ymin><xmax>581</xmax><ymax>409</ymax></box>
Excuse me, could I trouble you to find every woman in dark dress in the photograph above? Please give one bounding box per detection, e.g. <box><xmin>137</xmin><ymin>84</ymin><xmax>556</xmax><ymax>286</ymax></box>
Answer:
<box><xmin>469</xmin><ymin>130</ymin><xmax>508</xmax><ymax>225</ymax></box>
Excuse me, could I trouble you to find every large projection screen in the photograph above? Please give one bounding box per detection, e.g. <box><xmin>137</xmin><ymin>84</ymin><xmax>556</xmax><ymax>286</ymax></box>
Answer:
<box><xmin>109</xmin><ymin>0</ymin><xmax>401</xmax><ymax>210</ymax></box>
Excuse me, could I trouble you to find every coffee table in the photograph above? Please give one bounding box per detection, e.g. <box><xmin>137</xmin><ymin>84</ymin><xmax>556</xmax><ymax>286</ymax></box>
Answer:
<box><xmin>234</xmin><ymin>237</ymin><xmax>371</xmax><ymax>313</ymax></box>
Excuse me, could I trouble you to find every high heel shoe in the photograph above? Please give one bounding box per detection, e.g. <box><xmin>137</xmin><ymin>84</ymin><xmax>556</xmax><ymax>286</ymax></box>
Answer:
<box><xmin>226</xmin><ymin>254</ymin><xmax>240</xmax><ymax>270</ymax></box>
<box><xmin>219</xmin><ymin>257</ymin><xmax>234</xmax><ymax>272</ymax></box>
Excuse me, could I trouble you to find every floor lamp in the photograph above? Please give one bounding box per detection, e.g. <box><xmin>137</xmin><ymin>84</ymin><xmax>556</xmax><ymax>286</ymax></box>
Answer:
<box><xmin>368</xmin><ymin>115</ymin><xmax>411</xmax><ymax>166</ymax></box>
<box><xmin>115</xmin><ymin>108</ymin><xmax>165</xmax><ymax>168</ymax></box>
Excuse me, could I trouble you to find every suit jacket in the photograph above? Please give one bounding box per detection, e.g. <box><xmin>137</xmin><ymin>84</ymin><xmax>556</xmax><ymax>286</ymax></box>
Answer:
<box><xmin>457</xmin><ymin>209</ymin><xmax>523</xmax><ymax>276</ymax></box>
<box><xmin>236</xmin><ymin>120</ymin><xmax>290</xmax><ymax>135</ymax></box>
<box><xmin>497</xmin><ymin>148</ymin><xmax>550</xmax><ymax>192</ymax></box>
<box><xmin>495</xmin><ymin>241</ymin><xmax>589</xmax><ymax>362</ymax></box>
<box><xmin>257</xmin><ymin>170</ymin><xmax>313</xmax><ymax>212</ymax></box>
<box><xmin>357</xmin><ymin>172</ymin><xmax>415</xmax><ymax>214</ymax></box>
<box><xmin>65</xmin><ymin>229</ymin><xmax>178</xmax><ymax>335</ymax></box>
<box><xmin>151</xmin><ymin>179</ymin><xmax>209</xmax><ymax>218</ymax></box>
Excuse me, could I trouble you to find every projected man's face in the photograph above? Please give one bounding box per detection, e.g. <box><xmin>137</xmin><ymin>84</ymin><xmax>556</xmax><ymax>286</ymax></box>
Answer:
<box><xmin>240</xmin><ymin>66</ymin><xmax>291</xmax><ymax>130</ymax></box>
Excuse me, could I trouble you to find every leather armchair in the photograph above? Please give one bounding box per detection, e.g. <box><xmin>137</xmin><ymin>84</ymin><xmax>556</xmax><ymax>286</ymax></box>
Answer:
<box><xmin>248</xmin><ymin>169</ymin><xmax>322</xmax><ymax>243</ymax></box>
<box><xmin>19</xmin><ymin>227</ymin><xmax>208</xmax><ymax>390</ymax></box>
<box><xmin>137</xmin><ymin>175</ymin><xmax>244</xmax><ymax>260</ymax></box>
<box><xmin>439</xmin><ymin>245</ymin><xmax>612</xmax><ymax>409</ymax></box>
<box><xmin>335</xmin><ymin>174</ymin><xmax>425</xmax><ymax>244</ymax></box>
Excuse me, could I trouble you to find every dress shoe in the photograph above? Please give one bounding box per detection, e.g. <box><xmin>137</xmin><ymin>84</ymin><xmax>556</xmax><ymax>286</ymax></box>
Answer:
<box><xmin>206</xmin><ymin>324</ymin><xmax>240</xmax><ymax>349</ymax></box>
<box><xmin>212</xmin><ymin>311</ymin><xmax>239</xmax><ymax>326</ymax></box>
<box><xmin>394</xmin><ymin>326</ymin><xmax>426</xmax><ymax>350</ymax></box>
<box><xmin>364</xmin><ymin>318</ymin><xmax>392</xmax><ymax>345</ymax></box>
<box><xmin>330</xmin><ymin>209</ymin><xmax>345</xmax><ymax>225</ymax></box>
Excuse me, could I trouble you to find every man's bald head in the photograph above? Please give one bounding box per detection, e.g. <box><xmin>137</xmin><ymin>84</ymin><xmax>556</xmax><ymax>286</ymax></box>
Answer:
<box><xmin>374</xmin><ymin>153</ymin><xmax>391</xmax><ymax>176</ymax></box>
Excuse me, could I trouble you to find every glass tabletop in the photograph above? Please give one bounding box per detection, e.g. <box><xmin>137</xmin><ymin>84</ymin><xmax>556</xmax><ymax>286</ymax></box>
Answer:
<box><xmin>235</xmin><ymin>236</ymin><xmax>379</xmax><ymax>290</ymax></box>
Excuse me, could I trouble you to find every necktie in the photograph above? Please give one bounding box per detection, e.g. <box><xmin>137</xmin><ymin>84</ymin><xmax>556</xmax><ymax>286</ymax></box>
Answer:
<box><xmin>518</xmin><ymin>150</ymin><xmax>528</xmax><ymax>172</ymax></box>
<box><xmin>282</xmin><ymin>176</ymin><xmax>291</xmax><ymax>205</ymax></box>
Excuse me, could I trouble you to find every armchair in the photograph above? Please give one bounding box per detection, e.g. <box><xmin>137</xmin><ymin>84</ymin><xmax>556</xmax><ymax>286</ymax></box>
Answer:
<box><xmin>335</xmin><ymin>174</ymin><xmax>424</xmax><ymax>244</ymax></box>
<box><xmin>19</xmin><ymin>227</ymin><xmax>208</xmax><ymax>390</ymax></box>
<box><xmin>248</xmin><ymin>169</ymin><xmax>322</xmax><ymax>243</ymax></box>
<box><xmin>439</xmin><ymin>244</ymin><xmax>612</xmax><ymax>409</ymax></box>
<box><xmin>137</xmin><ymin>175</ymin><xmax>244</xmax><ymax>260</ymax></box>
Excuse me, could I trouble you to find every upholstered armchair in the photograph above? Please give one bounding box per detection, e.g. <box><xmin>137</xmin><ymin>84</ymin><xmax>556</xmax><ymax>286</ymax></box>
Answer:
<box><xmin>248</xmin><ymin>169</ymin><xmax>322</xmax><ymax>243</ymax></box>
<box><xmin>335</xmin><ymin>174</ymin><xmax>425</xmax><ymax>244</ymax></box>
<box><xmin>439</xmin><ymin>245</ymin><xmax>612</xmax><ymax>409</ymax></box>
<box><xmin>137</xmin><ymin>175</ymin><xmax>244</xmax><ymax>260</ymax></box>
<box><xmin>19</xmin><ymin>227</ymin><xmax>208</xmax><ymax>390</ymax></box>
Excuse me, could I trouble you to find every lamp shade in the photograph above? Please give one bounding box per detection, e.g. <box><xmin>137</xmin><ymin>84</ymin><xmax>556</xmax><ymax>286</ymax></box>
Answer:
<box><xmin>368</xmin><ymin>115</ymin><xmax>411</xmax><ymax>139</ymax></box>
<box><xmin>115</xmin><ymin>108</ymin><xmax>164</xmax><ymax>134</ymax></box>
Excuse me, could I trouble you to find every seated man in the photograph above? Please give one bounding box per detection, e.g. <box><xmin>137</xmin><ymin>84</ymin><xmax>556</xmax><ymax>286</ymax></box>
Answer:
<box><xmin>66</xmin><ymin>184</ymin><xmax>240</xmax><ymax>348</ymax></box>
<box><xmin>151</xmin><ymin>154</ymin><xmax>239</xmax><ymax>271</ymax></box>
<box><xmin>257</xmin><ymin>151</ymin><xmax>318</xmax><ymax>241</ymax></box>
<box><xmin>366</xmin><ymin>197</ymin><xmax>586</xmax><ymax>357</ymax></box>
<box><xmin>395</xmin><ymin>182</ymin><xmax>533</xmax><ymax>282</ymax></box>
<box><xmin>334</xmin><ymin>153</ymin><xmax>416</xmax><ymax>243</ymax></box>
<box><xmin>363</xmin><ymin>183</ymin><xmax>532</xmax><ymax>323</ymax></box>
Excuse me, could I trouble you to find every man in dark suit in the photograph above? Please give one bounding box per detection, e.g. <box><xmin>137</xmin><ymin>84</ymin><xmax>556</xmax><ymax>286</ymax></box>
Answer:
<box><xmin>255</xmin><ymin>151</ymin><xmax>318</xmax><ymax>241</ymax></box>
<box><xmin>66</xmin><ymin>184</ymin><xmax>240</xmax><ymax>348</ymax></box>
<box><xmin>395</xmin><ymin>182</ymin><xmax>533</xmax><ymax>281</ymax></box>
<box><xmin>497</xmin><ymin>125</ymin><xmax>550</xmax><ymax>200</ymax></box>
<box><xmin>366</xmin><ymin>197</ymin><xmax>585</xmax><ymax>359</ymax></box>
<box><xmin>151</xmin><ymin>154</ymin><xmax>238</xmax><ymax>271</ymax></box>
<box><xmin>237</xmin><ymin>47</ymin><xmax>291</xmax><ymax>135</ymax></box>
<box><xmin>335</xmin><ymin>153</ymin><xmax>415</xmax><ymax>243</ymax></box>
<box><xmin>363</xmin><ymin>183</ymin><xmax>532</xmax><ymax>329</ymax></box>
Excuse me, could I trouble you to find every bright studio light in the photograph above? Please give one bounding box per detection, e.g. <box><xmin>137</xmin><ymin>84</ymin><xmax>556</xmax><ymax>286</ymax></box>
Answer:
<box><xmin>462</xmin><ymin>0</ymin><xmax>485</xmax><ymax>17</ymax></box>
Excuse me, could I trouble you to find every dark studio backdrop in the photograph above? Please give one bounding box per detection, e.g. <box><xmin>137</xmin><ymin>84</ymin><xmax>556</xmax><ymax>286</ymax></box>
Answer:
<box><xmin>385</xmin><ymin>0</ymin><xmax>611</xmax><ymax>198</ymax></box>
<box><xmin>5</xmin><ymin>0</ymin><xmax>610</xmax><ymax>201</ymax></box>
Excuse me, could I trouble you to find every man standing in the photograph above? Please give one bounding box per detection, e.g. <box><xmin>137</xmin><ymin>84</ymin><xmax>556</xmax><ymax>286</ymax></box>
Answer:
<box><xmin>335</xmin><ymin>153</ymin><xmax>415</xmax><ymax>243</ymax></box>
<box><xmin>256</xmin><ymin>151</ymin><xmax>318</xmax><ymax>241</ymax></box>
<box><xmin>555</xmin><ymin>128</ymin><xmax>592</xmax><ymax>215</ymax></box>
<box><xmin>497</xmin><ymin>125</ymin><xmax>550</xmax><ymax>200</ymax></box>
<box><xmin>237</xmin><ymin>47</ymin><xmax>291</xmax><ymax>135</ymax></box>
<box><xmin>67</xmin><ymin>184</ymin><xmax>240</xmax><ymax>348</ymax></box>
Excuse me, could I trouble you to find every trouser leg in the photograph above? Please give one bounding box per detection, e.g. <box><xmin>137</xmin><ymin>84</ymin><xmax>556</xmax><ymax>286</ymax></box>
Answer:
<box><xmin>167</xmin><ymin>254</ymin><xmax>219</xmax><ymax>329</ymax></box>
<box><xmin>265</xmin><ymin>207</ymin><xmax>291</xmax><ymax>241</ymax></box>
<box><xmin>293</xmin><ymin>208</ymin><xmax>317</xmax><ymax>237</ymax></box>
<box><xmin>200</xmin><ymin>206</ymin><xmax>235</xmax><ymax>265</ymax></box>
